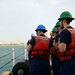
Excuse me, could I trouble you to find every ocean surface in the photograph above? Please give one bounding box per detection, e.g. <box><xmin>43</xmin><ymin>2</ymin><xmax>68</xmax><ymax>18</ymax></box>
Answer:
<box><xmin>0</xmin><ymin>45</ymin><xmax>28</xmax><ymax>75</ymax></box>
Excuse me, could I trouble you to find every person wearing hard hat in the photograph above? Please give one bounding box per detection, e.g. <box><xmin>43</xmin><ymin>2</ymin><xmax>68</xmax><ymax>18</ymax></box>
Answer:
<box><xmin>27</xmin><ymin>33</ymin><xmax>34</xmax><ymax>62</ymax></box>
<box><xmin>27</xmin><ymin>24</ymin><xmax>51</xmax><ymax>75</ymax></box>
<box><xmin>53</xmin><ymin>21</ymin><xmax>63</xmax><ymax>75</ymax></box>
<box><xmin>50</xmin><ymin>31</ymin><xmax>55</xmax><ymax>40</ymax></box>
<box><xmin>50</xmin><ymin>27</ymin><xmax>57</xmax><ymax>75</ymax></box>
<box><xmin>51</xmin><ymin>27</ymin><xmax>57</xmax><ymax>48</ymax></box>
<box><xmin>54</xmin><ymin>21</ymin><xmax>61</xmax><ymax>50</ymax></box>
<box><xmin>49</xmin><ymin>30</ymin><xmax>54</xmax><ymax>75</ymax></box>
<box><xmin>27</xmin><ymin>34</ymin><xmax>34</xmax><ymax>45</ymax></box>
<box><xmin>50</xmin><ymin>31</ymin><xmax>52</xmax><ymax>36</ymax></box>
<box><xmin>58</xmin><ymin>11</ymin><xmax>75</xmax><ymax>75</ymax></box>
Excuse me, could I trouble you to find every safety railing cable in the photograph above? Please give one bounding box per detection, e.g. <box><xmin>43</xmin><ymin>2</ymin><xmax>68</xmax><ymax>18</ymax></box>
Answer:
<box><xmin>0</xmin><ymin>59</ymin><xmax>13</xmax><ymax>70</ymax></box>
<box><xmin>0</xmin><ymin>47</ymin><xmax>27</xmax><ymax>70</ymax></box>
<box><xmin>0</xmin><ymin>52</ymin><xmax>25</xmax><ymax>70</ymax></box>
<box><xmin>15</xmin><ymin>52</ymin><xmax>24</xmax><ymax>60</ymax></box>
<box><xmin>0</xmin><ymin>51</ymin><xmax>13</xmax><ymax>59</ymax></box>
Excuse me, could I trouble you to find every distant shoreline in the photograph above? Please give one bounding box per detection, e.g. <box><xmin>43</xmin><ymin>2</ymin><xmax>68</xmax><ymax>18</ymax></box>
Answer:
<box><xmin>0</xmin><ymin>44</ymin><xmax>25</xmax><ymax>46</ymax></box>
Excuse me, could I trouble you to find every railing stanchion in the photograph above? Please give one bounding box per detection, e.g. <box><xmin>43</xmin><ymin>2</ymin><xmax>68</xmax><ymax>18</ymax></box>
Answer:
<box><xmin>24</xmin><ymin>46</ymin><xmax>27</xmax><ymax>60</ymax></box>
<box><xmin>12</xmin><ymin>48</ymin><xmax>15</xmax><ymax>66</ymax></box>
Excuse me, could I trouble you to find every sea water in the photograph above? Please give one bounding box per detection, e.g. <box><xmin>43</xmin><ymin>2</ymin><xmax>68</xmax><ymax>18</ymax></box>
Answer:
<box><xmin>0</xmin><ymin>45</ymin><xmax>28</xmax><ymax>75</ymax></box>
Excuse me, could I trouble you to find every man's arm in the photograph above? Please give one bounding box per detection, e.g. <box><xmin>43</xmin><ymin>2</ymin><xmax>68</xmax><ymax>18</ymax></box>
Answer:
<box><xmin>58</xmin><ymin>42</ymin><xmax>66</xmax><ymax>53</ymax></box>
<box><xmin>26</xmin><ymin>37</ymin><xmax>35</xmax><ymax>52</ymax></box>
<box><xmin>27</xmin><ymin>44</ymin><xmax>33</xmax><ymax>52</ymax></box>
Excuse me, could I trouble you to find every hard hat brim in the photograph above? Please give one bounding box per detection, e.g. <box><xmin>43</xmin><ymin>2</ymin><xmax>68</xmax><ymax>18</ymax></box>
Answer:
<box><xmin>55</xmin><ymin>26</ymin><xmax>60</xmax><ymax>27</ymax></box>
<box><xmin>35</xmin><ymin>29</ymin><xmax>47</xmax><ymax>32</ymax></box>
<box><xmin>58</xmin><ymin>18</ymin><xmax>75</xmax><ymax>20</ymax></box>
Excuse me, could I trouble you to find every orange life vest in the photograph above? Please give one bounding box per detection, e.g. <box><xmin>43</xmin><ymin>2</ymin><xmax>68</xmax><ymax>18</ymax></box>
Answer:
<box><xmin>30</xmin><ymin>36</ymin><xmax>50</xmax><ymax>59</ymax></box>
<box><xmin>58</xmin><ymin>28</ymin><xmax>75</xmax><ymax>61</ymax></box>
<box><xmin>52</xmin><ymin>46</ymin><xmax>57</xmax><ymax>56</ymax></box>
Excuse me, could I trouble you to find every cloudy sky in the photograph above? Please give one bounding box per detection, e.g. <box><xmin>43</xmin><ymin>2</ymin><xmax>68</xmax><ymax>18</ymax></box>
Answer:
<box><xmin>0</xmin><ymin>0</ymin><xmax>75</xmax><ymax>43</ymax></box>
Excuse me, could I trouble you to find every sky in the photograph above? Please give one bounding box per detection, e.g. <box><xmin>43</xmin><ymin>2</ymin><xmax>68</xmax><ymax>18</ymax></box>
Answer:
<box><xmin>0</xmin><ymin>0</ymin><xmax>75</xmax><ymax>43</ymax></box>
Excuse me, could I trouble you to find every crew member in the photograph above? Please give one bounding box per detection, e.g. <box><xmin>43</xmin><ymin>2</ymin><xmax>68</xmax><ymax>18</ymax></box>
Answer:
<box><xmin>58</xmin><ymin>11</ymin><xmax>75</xmax><ymax>75</ymax></box>
<box><xmin>27</xmin><ymin>24</ymin><xmax>51</xmax><ymax>75</ymax></box>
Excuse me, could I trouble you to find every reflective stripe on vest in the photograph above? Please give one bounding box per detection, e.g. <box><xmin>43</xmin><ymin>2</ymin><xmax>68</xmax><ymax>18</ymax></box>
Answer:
<box><xmin>31</xmin><ymin>36</ymin><xmax>50</xmax><ymax>58</ymax></box>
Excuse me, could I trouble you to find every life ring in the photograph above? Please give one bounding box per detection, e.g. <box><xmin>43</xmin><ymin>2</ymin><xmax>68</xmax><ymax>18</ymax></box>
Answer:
<box><xmin>12</xmin><ymin>60</ymin><xmax>29</xmax><ymax>75</ymax></box>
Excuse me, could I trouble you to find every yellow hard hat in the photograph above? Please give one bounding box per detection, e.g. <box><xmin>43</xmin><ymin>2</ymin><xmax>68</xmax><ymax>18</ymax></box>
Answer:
<box><xmin>50</xmin><ymin>31</ymin><xmax>52</xmax><ymax>35</ymax></box>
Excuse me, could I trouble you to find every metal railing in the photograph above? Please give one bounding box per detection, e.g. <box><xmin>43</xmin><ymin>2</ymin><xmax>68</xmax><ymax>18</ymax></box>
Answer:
<box><xmin>0</xmin><ymin>46</ymin><xmax>28</xmax><ymax>70</ymax></box>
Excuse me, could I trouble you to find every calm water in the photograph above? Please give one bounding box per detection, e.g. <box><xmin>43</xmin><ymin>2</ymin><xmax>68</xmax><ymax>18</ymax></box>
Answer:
<box><xmin>0</xmin><ymin>45</ymin><xmax>28</xmax><ymax>75</ymax></box>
